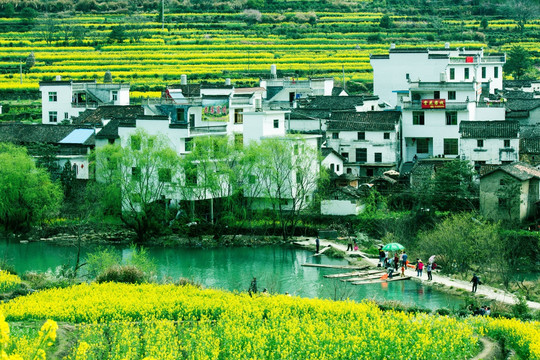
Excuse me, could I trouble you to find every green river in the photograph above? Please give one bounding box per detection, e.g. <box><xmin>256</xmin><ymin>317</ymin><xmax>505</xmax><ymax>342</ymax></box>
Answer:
<box><xmin>0</xmin><ymin>239</ymin><xmax>465</xmax><ymax>310</ymax></box>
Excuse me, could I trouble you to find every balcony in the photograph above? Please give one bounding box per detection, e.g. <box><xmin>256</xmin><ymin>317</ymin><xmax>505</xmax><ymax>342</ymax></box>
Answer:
<box><xmin>190</xmin><ymin>124</ymin><xmax>227</xmax><ymax>135</ymax></box>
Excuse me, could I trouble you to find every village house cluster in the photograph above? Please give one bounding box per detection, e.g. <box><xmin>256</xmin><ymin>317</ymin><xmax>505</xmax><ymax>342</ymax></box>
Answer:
<box><xmin>1</xmin><ymin>43</ymin><xmax>540</xmax><ymax>222</ymax></box>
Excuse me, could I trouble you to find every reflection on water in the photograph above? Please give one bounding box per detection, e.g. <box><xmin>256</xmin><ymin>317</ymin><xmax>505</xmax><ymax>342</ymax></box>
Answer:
<box><xmin>0</xmin><ymin>239</ymin><xmax>464</xmax><ymax>310</ymax></box>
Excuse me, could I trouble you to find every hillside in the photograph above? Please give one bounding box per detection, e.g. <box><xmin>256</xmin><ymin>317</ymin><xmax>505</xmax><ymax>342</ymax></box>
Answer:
<box><xmin>0</xmin><ymin>0</ymin><xmax>538</xmax><ymax>102</ymax></box>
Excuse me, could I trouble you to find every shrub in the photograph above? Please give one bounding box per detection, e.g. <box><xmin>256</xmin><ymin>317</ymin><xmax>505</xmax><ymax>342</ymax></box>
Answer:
<box><xmin>96</xmin><ymin>265</ymin><xmax>146</xmax><ymax>284</ymax></box>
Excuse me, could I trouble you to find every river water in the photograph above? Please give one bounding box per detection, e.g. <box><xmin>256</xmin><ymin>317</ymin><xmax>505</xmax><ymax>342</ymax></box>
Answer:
<box><xmin>0</xmin><ymin>239</ymin><xmax>464</xmax><ymax>310</ymax></box>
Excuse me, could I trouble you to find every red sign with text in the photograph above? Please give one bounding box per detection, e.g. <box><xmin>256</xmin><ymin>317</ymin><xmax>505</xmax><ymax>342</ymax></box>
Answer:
<box><xmin>421</xmin><ymin>99</ymin><xmax>446</xmax><ymax>109</ymax></box>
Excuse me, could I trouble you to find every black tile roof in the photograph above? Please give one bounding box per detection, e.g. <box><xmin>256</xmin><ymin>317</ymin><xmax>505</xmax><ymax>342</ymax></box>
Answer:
<box><xmin>505</xmin><ymin>98</ymin><xmax>540</xmax><ymax>112</ymax></box>
<box><xmin>290</xmin><ymin>109</ymin><xmax>331</xmax><ymax>120</ymax></box>
<box><xmin>0</xmin><ymin>123</ymin><xmax>93</xmax><ymax>145</ymax></box>
<box><xmin>326</xmin><ymin>111</ymin><xmax>400</xmax><ymax>131</ymax></box>
<box><xmin>504</xmin><ymin>90</ymin><xmax>534</xmax><ymax>100</ymax></box>
<box><xmin>506</xmin><ymin>110</ymin><xmax>529</xmax><ymax>119</ymax></box>
<box><xmin>73</xmin><ymin>105</ymin><xmax>144</xmax><ymax>126</ymax></box>
<box><xmin>459</xmin><ymin>121</ymin><xmax>519</xmax><ymax>139</ymax></box>
<box><xmin>520</xmin><ymin>125</ymin><xmax>540</xmax><ymax>154</ymax></box>
<box><xmin>321</xmin><ymin>147</ymin><xmax>347</xmax><ymax>161</ymax></box>
<box><xmin>481</xmin><ymin>161</ymin><xmax>540</xmax><ymax>181</ymax></box>
<box><xmin>303</xmin><ymin>96</ymin><xmax>376</xmax><ymax>111</ymax></box>
<box><xmin>504</xmin><ymin>80</ymin><xmax>532</xmax><ymax>88</ymax></box>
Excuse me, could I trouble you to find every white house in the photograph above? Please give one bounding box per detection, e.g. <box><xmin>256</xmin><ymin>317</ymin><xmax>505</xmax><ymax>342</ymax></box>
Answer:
<box><xmin>370</xmin><ymin>44</ymin><xmax>505</xmax><ymax>108</ymax></box>
<box><xmin>459</xmin><ymin>121</ymin><xmax>520</xmax><ymax>168</ymax></box>
<box><xmin>325</xmin><ymin>111</ymin><xmax>401</xmax><ymax>178</ymax></box>
<box><xmin>40</xmin><ymin>79</ymin><xmax>130</xmax><ymax>124</ymax></box>
<box><xmin>321</xmin><ymin>147</ymin><xmax>345</xmax><ymax>176</ymax></box>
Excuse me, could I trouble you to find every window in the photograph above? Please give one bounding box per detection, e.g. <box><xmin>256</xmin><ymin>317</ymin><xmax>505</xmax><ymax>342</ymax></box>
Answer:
<box><xmin>417</xmin><ymin>138</ymin><xmax>429</xmax><ymax>154</ymax></box>
<box><xmin>234</xmin><ymin>109</ymin><xmax>243</xmax><ymax>124</ymax></box>
<box><xmin>176</xmin><ymin>108</ymin><xmax>185</xmax><ymax>122</ymax></box>
<box><xmin>189</xmin><ymin>114</ymin><xmax>195</xmax><ymax>127</ymax></box>
<box><xmin>131</xmin><ymin>167</ymin><xmax>140</xmax><ymax>180</ymax></box>
<box><xmin>448</xmin><ymin>91</ymin><xmax>456</xmax><ymax>100</ymax></box>
<box><xmin>504</xmin><ymin>139</ymin><xmax>510</xmax><ymax>148</ymax></box>
<box><xmin>342</xmin><ymin>152</ymin><xmax>348</xmax><ymax>159</ymax></box>
<box><xmin>336</xmin><ymin>164</ymin><xmax>340</xmax><ymax>172</ymax></box>
<box><xmin>434</xmin><ymin>91</ymin><xmax>440</xmax><ymax>99</ymax></box>
<box><xmin>374</xmin><ymin>153</ymin><xmax>382</xmax><ymax>163</ymax></box>
<box><xmin>413</xmin><ymin>111</ymin><xmax>425</xmax><ymax>125</ymax></box>
<box><xmin>366</xmin><ymin>168</ymin><xmax>374</xmax><ymax>177</ymax></box>
<box><xmin>356</xmin><ymin>148</ymin><xmax>367</xmax><ymax>163</ymax></box>
<box><xmin>464</xmin><ymin>68</ymin><xmax>470</xmax><ymax>80</ymax></box>
<box><xmin>346</xmin><ymin>168</ymin><xmax>352</xmax><ymax>174</ymax></box>
<box><xmin>481</xmin><ymin>67</ymin><xmax>486</xmax><ymax>78</ymax></box>
<box><xmin>49</xmin><ymin>111</ymin><xmax>58</xmax><ymax>123</ymax></box>
<box><xmin>273</xmin><ymin>119</ymin><xmax>279</xmax><ymax>128</ymax></box>
<box><xmin>112</xmin><ymin>91</ymin><xmax>118</xmax><ymax>101</ymax></box>
<box><xmin>449</xmin><ymin>68</ymin><xmax>455</xmax><ymax>80</ymax></box>
<box><xmin>477</xmin><ymin>139</ymin><xmax>484</xmax><ymax>148</ymax></box>
<box><xmin>64</xmin><ymin>112</ymin><xmax>69</xmax><ymax>120</ymax></box>
<box><xmin>444</xmin><ymin>138</ymin><xmax>458</xmax><ymax>155</ymax></box>
<box><xmin>130</xmin><ymin>135</ymin><xmax>141</xmax><ymax>150</ymax></box>
<box><xmin>406</xmin><ymin>73</ymin><xmax>410</xmax><ymax>80</ymax></box>
<box><xmin>445</xmin><ymin>111</ymin><xmax>457</xmax><ymax>125</ymax></box>
<box><xmin>357</xmin><ymin>132</ymin><xmax>365</xmax><ymax>140</ymax></box>
<box><xmin>184</xmin><ymin>138</ymin><xmax>193</xmax><ymax>152</ymax></box>
<box><xmin>48</xmin><ymin>92</ymin><xmax>57</xmax><ymax>102</ymax></box>
<box><xmin>158</xmin><ymin>168</ymin><xmax>171</xmax><ymax>183</ymax></box>
<box><xmin>494</xmin><ymin>67</ymin><xmax>499</xmax><ymax>78</ymax></box>
<box><xmin>384</xmin><ymin>132</ymin><xmax>390</xmax><ymax>140</ymax></box>
<box><xmin>330</xmin><ymin>164</ymin><xmax>335</xmax><ymax>172</ymax></box>
<box><xmin>332</xmin><ymin>132</ymin><xmax>339</xmax><ymax>139</ymax></box>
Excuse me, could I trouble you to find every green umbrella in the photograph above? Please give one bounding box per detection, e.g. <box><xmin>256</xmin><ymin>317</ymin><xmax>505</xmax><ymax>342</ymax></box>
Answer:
<box><xmin>382</xmin><ymin>242</ymin><xmax>404</xmax><ymax>252</ymax></box>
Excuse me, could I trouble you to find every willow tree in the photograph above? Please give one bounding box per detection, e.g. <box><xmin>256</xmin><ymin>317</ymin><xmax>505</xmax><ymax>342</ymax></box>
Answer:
<box><xmin>94</xmin><ymin>130</ymin><xmax>181</xmax><ymax>243</ymax></box>
<box><xmin>0</xmin><ymin>143</ymin><xmax>62</xmax><ymax>231</ymax></box>
<box><xmin>246</xmin><ymin>136</ymin><xmax>321</xmax><ymax>241</ymax></box>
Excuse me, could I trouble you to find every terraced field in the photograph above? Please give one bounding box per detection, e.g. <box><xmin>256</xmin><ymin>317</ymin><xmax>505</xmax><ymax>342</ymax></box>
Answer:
<box><xmin>0</xmin><ymin>11</ymin><xmax>537</xmax><ymax>99</ymax></box>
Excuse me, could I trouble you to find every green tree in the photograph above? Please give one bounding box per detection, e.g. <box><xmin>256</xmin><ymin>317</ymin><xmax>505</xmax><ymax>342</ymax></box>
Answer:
<box><xmin>415</xmin><ymin>159</ymin><xmax>477</xmax><ymax>212</ymax></box>
<box><xmin>504</xmin><ymin>45</ymin><xmax>532</xmax><ymax>80</ymax></box>
<box><xmin>0</xmin><ymin>143</ymin><xmax>63</xmax><ymax>231</ymax></box>
<box><xmin>19</xmin><ymin>7</ymin><xmax>38</xmax><ymax>27</ymax></box>
<box><xmin>416</xmin><ymin>213</ymin><xmax>500</xmax><ymax>275</ymax></box>
<box><xmin>108</xmin><ymin>25</ymin><xmax>126</xmax><ymax>43</ymax></box>
<box><xmin>247</xmin><ymin>137</ymin><xmax>321</xmax><ymax>241</ymax></box>
<box><xmin>60</xmin><ymin>160</ymin><xmax>77</xmax><ymax>198</ymax></box>
<box><xmin>379</xmin><ymin>14</ymin><xmax>393</xmax><ymax>29</ymax></box>
<box><xmin>1</xmin><ymin>3</ymin><xmax>15</xmax><ymax>18</ymax></box>
<box><xmin>89</xmin><ymin>143</ymin><xmax>123</xmax><ymax>217</ymax></box>
<box><xmin>177</xmin><ymin>136</ymin><xmax>236</xmax><ymax>224</ymax></box>
<box><xmin>95</xmin><ymin>130</ymin><xmax>180</xmax><ymax>243</ymax></box>
<box><xmin>480</xmin><ymin>17</ymin><xmax>488</xmax><ymax>30</ymax></box>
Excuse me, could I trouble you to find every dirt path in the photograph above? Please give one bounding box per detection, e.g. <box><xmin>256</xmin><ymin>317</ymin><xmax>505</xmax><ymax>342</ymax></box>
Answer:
<box><xmin>297</xmin><ymin>237</ymin><xmax>540</xmax><ymax>310</ymax></box>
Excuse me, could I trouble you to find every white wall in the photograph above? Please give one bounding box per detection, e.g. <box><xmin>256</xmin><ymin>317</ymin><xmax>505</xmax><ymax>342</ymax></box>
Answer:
<box><xmin>41</xmin><ymin>84</ymin><xmax>73</xmax><ymax>124</ymax></box>
<box><xmin>322</xmin><ymin>152</ymin><xmax>344</xmax><ymax>175</ymax></box>
<box><xmin>461</xmin><ymin>138</ymin><xmax>519</xmax><ymax>164</ymax></box>
<box><xmin>326</xmin><ymin>130</ymin><xmax>398</xmax><ymax>164</ymax></box>
<box><xmin>243</xmin><ymin>111</ymin><xmax>286</xmax><ymax>145</ymax></box>
<box><xmin>321</xmin><ymin>200</ymin><xmax>360</xmax><ymax>216</ymax></box>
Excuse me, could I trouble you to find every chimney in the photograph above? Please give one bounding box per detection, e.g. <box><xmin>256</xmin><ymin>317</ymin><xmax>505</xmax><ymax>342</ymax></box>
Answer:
<box><xmin>180</xmin><ymin>74</ymin><xmax>187</xmax><ymax>85</ymax></box>
<box><xmin>270</xmin><ymin>64</ymin><xmax>277</xmax><ymax>79</ymax></box>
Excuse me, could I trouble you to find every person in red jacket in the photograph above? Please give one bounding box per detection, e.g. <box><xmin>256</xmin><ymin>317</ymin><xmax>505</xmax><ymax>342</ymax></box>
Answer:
<box><xmin>416</xmin><ymin>259</ymin><xmax>424</xmax><ymax>277</ymax></box>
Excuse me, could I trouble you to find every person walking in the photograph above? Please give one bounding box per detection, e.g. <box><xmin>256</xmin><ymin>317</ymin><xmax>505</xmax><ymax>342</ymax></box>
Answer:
<box><xmin>416</xmin><ymin>259</ymin><xmax>424</xmax><ymax>277</ymax></box>
<box><xmin>315</xmin><ymin>237</ymin><xmax>320</xmax><ymax>253</ymax></box>
<box><xmin>471</xmin><ymin>273</ymin><xmax>480</xmax><ymax>293</ymax></box>
<box><xmin>378</xmin><ymin>248</ymin><xmax>385</xmax><ymax>267</ymax></box>
<box><xmin>426</xmin><ymin>263</ymin><xmax>432</xmax><ymax>281</ymax></box>
<box><xmin>347</xmin><ymin>237</ymin><xmax>353</xmax><ymax>251</ymax></box>
<box><xmin>248</xmin><ymin>277</ymin><xmax>258</xmax><ymax>296</ymax></box>
<box><xmin>393</xmin><ymin>254</ymin><xmax>399</xmax><ymax>271</ymax></box>
<box><xmin>401</xmin><ymin>251</ymin><xmax>408</xmax><ymax>267</ymax></box>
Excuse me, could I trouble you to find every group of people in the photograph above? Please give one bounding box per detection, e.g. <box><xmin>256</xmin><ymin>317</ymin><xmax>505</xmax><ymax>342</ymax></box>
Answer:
<box><xmin>469</xmin><ymin>304</ymin><xmax>491</xmax><ymax>316</ymax></box>
<box><xmin>378</xmin><ymin>248</ymin><xmax>438</xmax><ymax>281</ymax></box>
